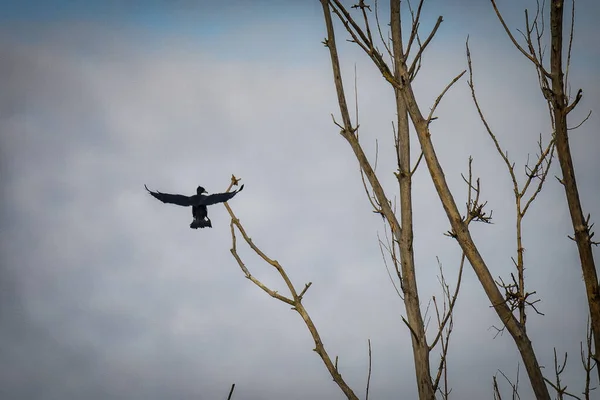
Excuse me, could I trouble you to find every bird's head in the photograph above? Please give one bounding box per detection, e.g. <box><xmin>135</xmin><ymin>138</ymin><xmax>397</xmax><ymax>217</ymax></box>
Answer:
<box><xmin>197</xmin><ymin>186</ymin><xmax>207</xmax><ymax>195</ymax></box>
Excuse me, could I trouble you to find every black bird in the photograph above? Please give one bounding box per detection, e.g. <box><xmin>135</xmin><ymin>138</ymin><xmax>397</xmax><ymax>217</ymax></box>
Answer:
<box><xmin>145</xmin><ymin>184</ymin><xmax>244</xmax><ymax>229</ymax></box>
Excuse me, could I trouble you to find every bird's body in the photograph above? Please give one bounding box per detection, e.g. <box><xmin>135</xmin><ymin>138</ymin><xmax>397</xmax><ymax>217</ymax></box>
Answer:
<box><xmin>145</xmin><ymin>184</ymin><xmax>244</xmax><ymax>229</ymax></box>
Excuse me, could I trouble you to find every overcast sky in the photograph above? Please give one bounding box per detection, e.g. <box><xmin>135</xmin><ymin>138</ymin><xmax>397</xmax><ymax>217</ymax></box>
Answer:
<box><xmin>1</xmin><ymin>1</ymin><xmax>599</xmax><ymax>399</ymax></box>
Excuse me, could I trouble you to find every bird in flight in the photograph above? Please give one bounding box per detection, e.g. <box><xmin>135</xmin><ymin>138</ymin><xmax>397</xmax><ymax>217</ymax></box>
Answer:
<box><xmin>145</xmin><ymin>184</ymin><xmax>244</xmax><ymax>229</ymax></box>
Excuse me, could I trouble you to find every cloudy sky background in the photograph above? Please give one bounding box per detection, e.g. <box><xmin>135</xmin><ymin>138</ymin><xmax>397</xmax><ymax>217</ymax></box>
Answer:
<box><xmin>1</xmin><ymin>1</ymin><xmax>599</xmax><ymax>399</ymax></box>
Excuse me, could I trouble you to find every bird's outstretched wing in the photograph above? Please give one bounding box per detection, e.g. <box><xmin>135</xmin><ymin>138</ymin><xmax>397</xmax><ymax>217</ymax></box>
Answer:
<box><xmin>200</xmin><ymin>184</ymin><xmax>244</xmax><ymax>206</ymax></box>
<box><xmin>145</xmin><ymin>185</ymin><xmax>196</xmax><ymax>207</ymax></box>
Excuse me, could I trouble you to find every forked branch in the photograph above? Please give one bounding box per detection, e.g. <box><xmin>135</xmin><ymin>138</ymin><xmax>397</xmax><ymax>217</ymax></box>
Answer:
<box><xmin>490</xmin><ymin>0</ymin><xmax>551</xmax><ymax>78</ymax></box>
<box><xmin>467</xmin><ymin>38</ymin><xmax>555</xmax><ymax>328</ymax></box>
<box><xmin>430</xmin><ymin>256</ymin><xmax>465</xmax><ymax>398</ymax></box>
<box><xmin>580</xmin><ymin>319</ymin><xmax>598</xmax><ymax>399</ymax></box>
<box><xmin>543</xmin><ymin>349</ymin><xmax>583</xmax><ymax>399</ymax></box>
<box><xmin>225</xmin><ymin>176</ymin><xmax>359</xmax><ymax>400</ymax></box>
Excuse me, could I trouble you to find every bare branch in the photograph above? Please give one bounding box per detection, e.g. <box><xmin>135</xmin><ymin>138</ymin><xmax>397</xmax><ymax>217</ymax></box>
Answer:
<box><xmin>408</xmin><ymin>16</ymin><xmax>443</xmax><ymax>79</ymax></box>
<box><xmin>354</xmin><ymin>63</ymin><xmax>360</xmax><ymax>130</ymax></box>
<box><xmin>410</xmin><ymin>151</ymin><xmax>424</xmax><ymax>176</ymax></box>
<box><xmin>377</xmin><ymin>231</ymin><xmax>403</xmax><ymax>299</ymax></box>
<box><xmin>365</xmin><ymin>339</ymin><xmax>372</xmax><ymax>400</ymax></box>
<box><xmin>373</xmin><ymin>0</ymin><xmax>393</xmax><ymax>61</ymax></box>
<box><xmin>429</xmin><ymin>253</ymin><xmax>465</xmax><ymax>351</ymax></box>
<box><xmin>521</xmin><ymin>137</ymin><xmax>555</xmax><ymax>217</ymax></box>
<box><xmin>329</xmin><ymin>0</ymin><xmax>399</xmax><ymax>90</ymax></box>
<box><xmin>226</xmin><ymin>383</ymin><xmax>235</xmax><ymax>400</ymax></box>
<box><xmin>580</xmin><ymin>318</ymin><xmax>598</xmax><ymax>400</ymax></box>
<box><xmin>322</xmin><ymin>0</ymin><xmax>403</xmax><ymax>240</ymax></box>
<box><xmin>329</xmin><ymin>1</ymin><xmax>372</xmax><ymax>55</ymax></box>
<box><xmin>564</xmin><ymin>0</ymin><xmax>575</xmax><ymax>96</ymax></box>
<box><xmin>230</xmin><ymin>220</ymin><xmax>294</xmax><ymax>306</ymax></box>
<box><xmin>352</xmin><ymin>0</ymin><xmax>374</xmax><ymax>48</ymax></box>
<box><xmin>431</xmin><ymin>256</ymin><xmax>461</xmax><ymax>398</ymax></box>
<box><xmin>298</xmin><ymin>282</ymin><xmax>312</xmax><ymax>301</ymax></box>
<box><xmin>495</xmin><ymin>274</ymin><xmax>544</xmax><ymax>318</ymax></box>
<box><xmin>459</xmin><ymin>158</ymin><xmax>493</xmax><ymax>226</ymax></box>
<box><xmin>565</xmin><ymin>88</ymin><xmax>583</xmax><ymax>114</ymax></box>
<box><xmin>467</xmin><ymin>39</ymin><xmax>519</xmax><ymax>195</ymax></box>
<box><xmin>496</xmin><ymin>366</ymin><xmax>522</xmax><ymax>400</ymax></box>
<box><xmin>404</xmin><ymin>0</ymin><xmax>425</xmax><ymax>59</ymax></box>
<box><xmin>226</xmin><ymin>174</ymin><xmax>359</xmax><ymax>400</ymax></box>
<box><xmin>490</xmin><ymin>0</ymin><xmax>551</xmax><ymax>78</ymax></box>
<box><xmin>401</xmin><ymin>315</ymin><xmax>420</xmax><ymax>344</ymax></box>
<box><xmin>543</xmin><ymin>348</ymin><xmax>583</xmax><ymax>399</ymax></box>
<box><xmin>568</xmin><ymin>110</ymin><xmax>592</xmax><ymax>131</ymax></box>
<box><xmin>360</xmin><ymin>163</ymin><xmax>384</xmax><ymax>216</ymax></box>
<box><xmin>493</xmin><ymin>375</ymin><xmax>503</xmax><ymax>400</ymax></box>
<box><xmin>427</xmin><ymin>69</ymin><xmax>466</xmax><ymax>124</ymax></box>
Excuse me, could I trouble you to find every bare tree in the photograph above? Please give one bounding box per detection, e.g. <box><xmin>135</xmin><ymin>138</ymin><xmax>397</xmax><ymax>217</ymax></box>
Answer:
<box><xmin>216</xmin><ymin>1</ymin><xmax>596</xmax><ymax>399</ymax></box>
<box><xmin>320</xmin><ymin>0</ymin><xmax>473</xmax><ymax>397</ymax></box>
<box><xmin>319</xmin><ymin>0</ymin><xmax>598</xmax><ymax>397</ymax></box>
<box><xmin>319</xmin><ymin>0</ymin><xmax>551</xmax><ymax>398</ymax></box>
<box><xmin>321</xmin><ymin>0</ymin><xmax>436</xmax><ymax>396</ymax></box>
<box><xmin>220</xmin><ymin>0</ymin><xmax>465</xmax><ymax>396</ymax></box>
<box><xmin>491</xmin><ymin>0</ymin><xmax>600</xmax><ymax>381</ymax></box>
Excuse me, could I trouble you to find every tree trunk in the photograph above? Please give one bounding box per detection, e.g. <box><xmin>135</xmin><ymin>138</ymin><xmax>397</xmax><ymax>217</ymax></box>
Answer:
<box><xmin>549</xmin><ymin>0</ymin><xmax>600</xmax><ymax>378</ymax></box>
<box><xmin>390</xmin><ymin>2</ymin><xmax>435</xmax><ymax>398</ymax></box>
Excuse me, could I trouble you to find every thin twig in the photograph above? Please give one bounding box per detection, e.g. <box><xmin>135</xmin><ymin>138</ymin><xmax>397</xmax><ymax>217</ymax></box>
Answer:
<box><xmin>580</xmin><ymin>318</ymin><xmax>597</xmax><ymax>400</ymax></box>
<box><xmin>405</xmin><ymin>0</ymin><xmax>425</xmax><ymax>59</ymax></box>
<box><xmin>226</xmin><ymin>383</ymin><xmax>235</xmax><ymax>400</ymax></box>
<box><xmin>496</xmin><ymin>366</ymin><xmax>522</xmax><ymax>400</ymax></box>
<box><xmin>365</xmin><ymin>339</ymin><xmax>372</xmax><ymax>400</ymax></box>
<box><xmin>467</xmin><ymin>39</ymin><xmax>518</xmax><ymax>193</ymax></box>
<box><xmin>543</xmin><ymin>348</ymin><xmax>583</xmax><ymax>399</ymax></box>
<box><xmin>408</xmin><ymin>16</ymin><xmax>444</xmax><ymax>79</ymax></box>
<box><xmin>564</xmin><ymin>0</ymin><xmax>575</xmax><ymax>97</ymax></box>
<box><xmin>373</xmin><ymin>0</ymin><xmax>393</xmax><ymax>61</ymax></box>
<box><xmin>429</xmin><ymin>253</ymin><xmax>465</xmax><ymax>350</ymax></box>
<box><xmin>568</xmin><ymin>110</ymin><xmax>592</xmax><ymax>130</ymax></box>
<box><xmin>427</xmin><ymin>69</ymin><xmax>467</xmax><ymax>123</ymax></box>
<box><xmin>377</xmin><ymin>231</ymin><xmax>403</xmax><ymax>298</ymax></box>
<box><xmin>493</xmin><ymin>375</ymin><xmax>503</xmax><ymax>400</ymax></box>
<box><xmin>521</xmin><ymin>138</ymin><xmax>555</xmax><ymax>216</ymax></box>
